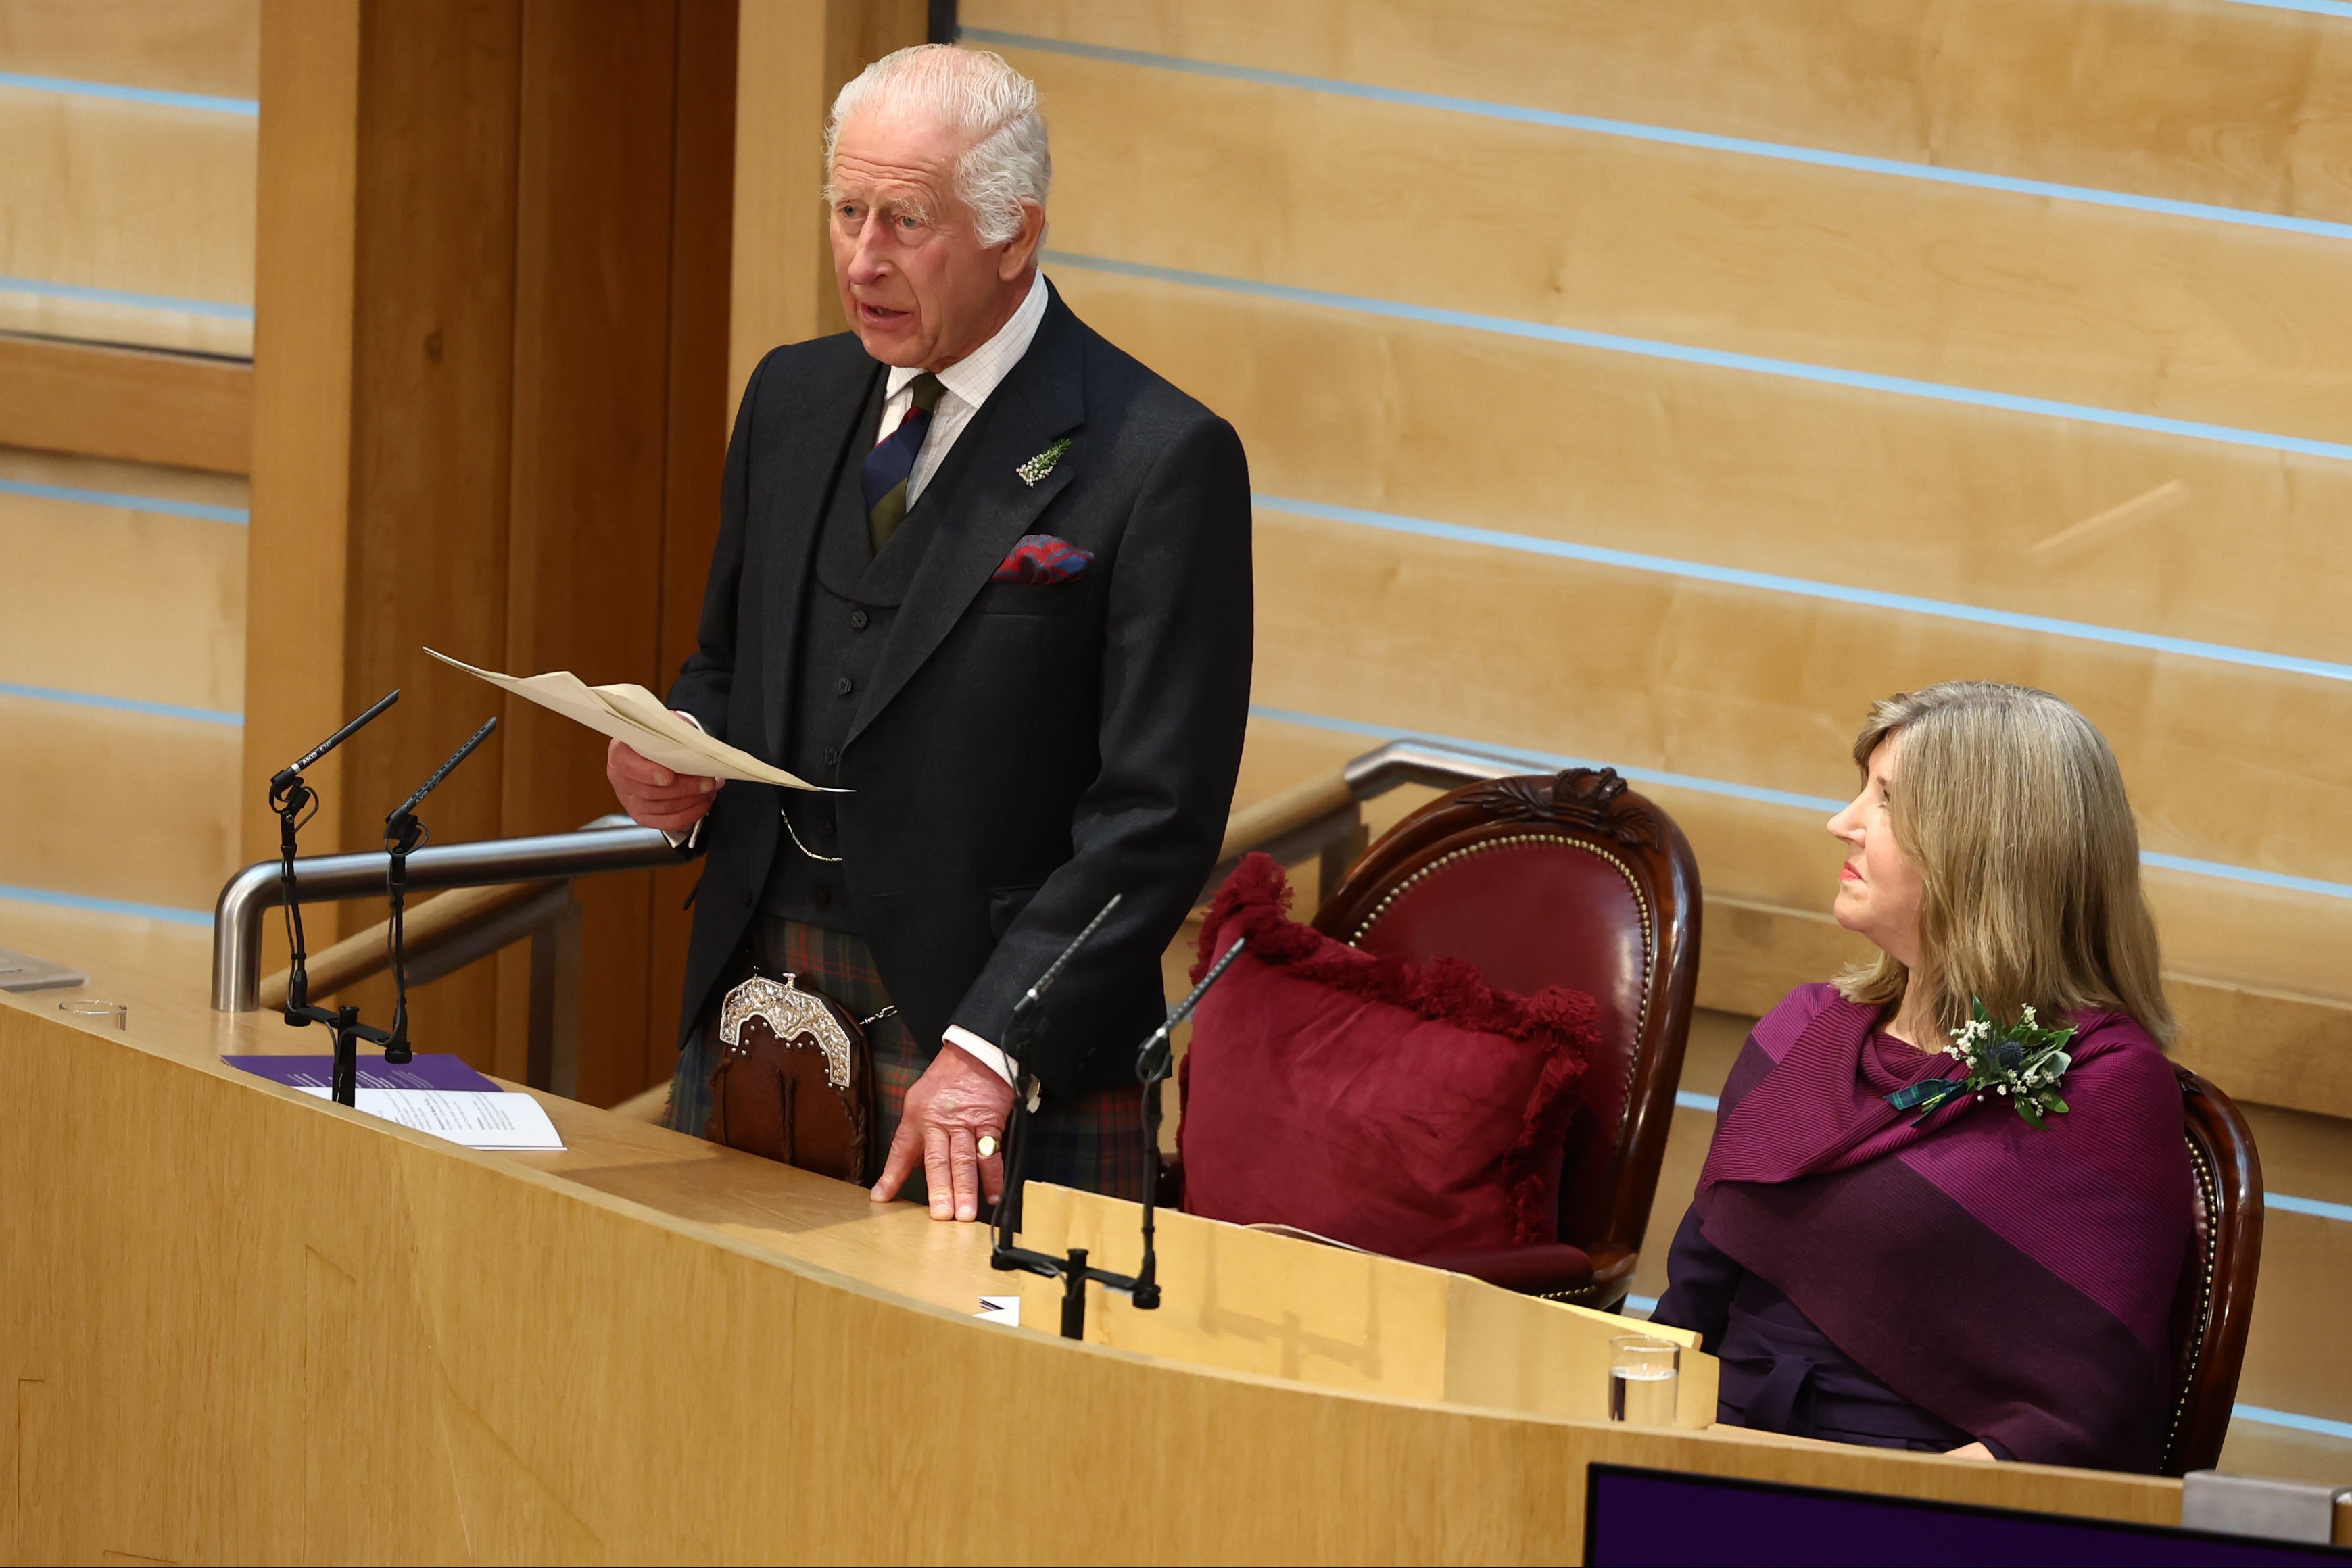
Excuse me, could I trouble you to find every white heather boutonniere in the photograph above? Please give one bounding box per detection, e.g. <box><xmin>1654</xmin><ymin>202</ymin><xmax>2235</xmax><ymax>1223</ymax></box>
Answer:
<box><xmin>1886</xmin><ymin>998</ymin><xmax>2077</xmax><ymax>1130</ymax></box>
<box><xmin>1017</xmin><ymin>437</ymin><xmax>1072</xmax><ymax>487</ymax></box>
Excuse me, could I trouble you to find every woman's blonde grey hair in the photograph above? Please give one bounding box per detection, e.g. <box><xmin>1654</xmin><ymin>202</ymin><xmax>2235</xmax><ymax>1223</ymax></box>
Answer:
<box><xmin>826</xmin><ymin>45</ymin><xmax>1050</xmax><ymax>246</ymax></box>
<box><xmin>1835</xmin><ymin>681</ymin><xmax>2176</xmax><ymax>1045</ymax></box>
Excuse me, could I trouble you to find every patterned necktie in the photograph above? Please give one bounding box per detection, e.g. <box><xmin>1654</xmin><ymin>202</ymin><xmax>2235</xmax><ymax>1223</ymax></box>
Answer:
<box><xmin>861</xmin><ymin>372</ymin><xmax>946</xmax><ymax>551</ymax></box>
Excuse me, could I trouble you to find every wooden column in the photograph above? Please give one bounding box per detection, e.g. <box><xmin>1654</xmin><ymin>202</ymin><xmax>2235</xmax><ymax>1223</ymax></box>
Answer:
<box><xmin>728</xmin><ymin>0</ymin><xmax>927</xmax><ymax>410</ymax></box>
<box><xmin>245</xmin><ymin>0</ymin><xmax>742</xmax><ymax>1102</ymax></box>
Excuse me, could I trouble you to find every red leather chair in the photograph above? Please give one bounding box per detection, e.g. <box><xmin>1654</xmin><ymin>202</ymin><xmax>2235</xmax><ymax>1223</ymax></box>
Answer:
<box><xmin>1311</xmin><ymin>766</ymin><xmax>1700</xmax><ymax>1308</ymax></box>
<box><xmin>2162</xmin><ymin>1066</ymin><xmax>2263</xmax><ymax>1475</ymax></box>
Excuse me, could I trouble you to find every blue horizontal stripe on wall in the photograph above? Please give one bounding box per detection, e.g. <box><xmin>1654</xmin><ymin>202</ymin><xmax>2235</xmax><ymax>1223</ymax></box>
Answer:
<box><xmin>0</xmin><ymin>70</ymin><xmax>258</xmax><ymax>116</ymax></box>
<box><xmin>1251</xmin><ymin>702</ymin><xmax>1847</xmax><ymax>814</ymax></box>
<box><xmin>0</xmin><ymin>883</ymin><xmax>212</xmax><ymax>927</ymax></box>
<box><xmin>0</xmin><ymin>274</ymin><xmax>254</xmax><ymax>322</ymax></box>
<box><xmin>2272</xmin><ymin>1193</ymin><xmax>2352</xmax><ymax>1225</ymax></box>
<box><xmin>1246</xmin><ymin>703</ymin><xmax>2352</xmax><ymax>905</ymax></box>
<box><xmin>2222</xmin><ymin>0</ymin><xmax>2352</xmax><ymax>17</ymax></box>
<box><xmin>0</xmin><ymin>477</ymin><xmax>248</xmax><ymax>524</ymax></box>
<box><xmin>0</xmin><ymin>682</ymin><xmax>241</xmax><ymax>727</ymax></box>
<box><xmin>1251</xmin><ymin>493</ymin><xmax>2352</xmax><ymax>688</ymax></box>
<box><xmin>976</xmin><ymin>30</ymin><xmax>2352</xmax><ymax>245</ymax></box>
<box><xmin>2234</xmin><ymin>1406</ymin><xmax>2352</xmax><ymax>1442</ymax></box>
<box><xmin>1049</xmin><ymin>250</ymin><xmax>2352</xmax><ymax>468</ymax></box>
<box><xmin>1675</xmin><ymin>1091</ymin><xmax>1722</xmax><ymax>1114</ymax></box>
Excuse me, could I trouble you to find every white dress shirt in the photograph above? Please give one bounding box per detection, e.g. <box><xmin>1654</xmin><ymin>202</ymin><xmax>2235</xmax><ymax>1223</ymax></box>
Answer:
<box><xmin>671</xmin><ymin>270</ymin><xmax>1054</xmax><ymax>1096</ymax></box>
<box><xmin>877</xmin><ymin>268</ymin><xmax>1049</xmax><ymax>506</ymax></box>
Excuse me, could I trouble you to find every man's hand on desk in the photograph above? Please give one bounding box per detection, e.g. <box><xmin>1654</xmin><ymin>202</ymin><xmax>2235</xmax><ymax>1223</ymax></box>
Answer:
<box><xmin>872</xmin><ymin>1042</ymin><xmax>1015</xmax><ymax>1222</ymax></box>
<box><xmin>1946</xmin><ymin>1442</ymin><xmax>1994</xmax><ymax>1461</ymax></box>
<box><xmin>607</xmin><ymin>738</ymin><xmax>719</xmax><ymax>833</ymax></box>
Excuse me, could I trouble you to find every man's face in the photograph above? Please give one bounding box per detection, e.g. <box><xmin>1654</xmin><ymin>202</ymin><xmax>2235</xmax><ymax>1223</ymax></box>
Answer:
<box><xmin>827</xmin><ymin>107</ymin><xmax>1037</xmax><ymax>370</ymax></box>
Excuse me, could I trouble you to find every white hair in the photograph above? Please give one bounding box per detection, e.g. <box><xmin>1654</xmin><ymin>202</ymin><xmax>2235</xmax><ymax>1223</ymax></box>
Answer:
<box><xmin>825</xmin><ymin>45</ymin><xmax>1050</xmax><ymax>247</ymax></box>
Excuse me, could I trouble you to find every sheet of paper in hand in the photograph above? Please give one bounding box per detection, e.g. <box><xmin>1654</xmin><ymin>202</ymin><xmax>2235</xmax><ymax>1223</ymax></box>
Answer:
<box><xmin>425</xmin><ymin>649</ymin><xmax>835</xmax><ymax>791</ymax></box>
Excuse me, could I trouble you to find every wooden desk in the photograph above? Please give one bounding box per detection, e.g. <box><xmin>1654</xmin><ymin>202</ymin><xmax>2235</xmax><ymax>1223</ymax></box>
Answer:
<box><xmin>1</xmin><ymin>960</ymin><xmax>2188</xmax><ymax>1564</ymax></box>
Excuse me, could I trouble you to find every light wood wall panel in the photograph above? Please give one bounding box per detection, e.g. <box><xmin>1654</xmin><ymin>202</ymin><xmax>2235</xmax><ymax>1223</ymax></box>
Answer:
<box><xmin>249</xmin><ymin>0</ymin><xmax>746</xmax><ymax>1104</ymax></box>
<box><xmin>966</xmin><ymin>0</ymin><xmax>2352</xmax><ymax>226</ymax></box>
<box><xmin>1013</xmin><ymin>43</ymin><xmax>2352</xmax><ymax>449</ymax></box>
<box><xmin>0</xmin><ymin>696</ymin><xmax>238</xmax><ymax>911</ymax></box>
<box><xmin>0</xmin><ymin>336</ymin><xmax>252</xmax><ymax>473</ymax></box>
<box><xmin>0</xmin><ymin>449</ymin><xmax>246</xmax><ymax>712</ymax></box>
<box><xmin>1051</xmin><ymin>266</ymin><xmax>2352</xmax><ymax>680</ymax></box>
<box><xmin>728</xmin><ymin>0</ymin><xmax>928</xmax><ymax>409</ymax></box>
<box><xmin>1239</xmin><ymin>508</ymin><xmax>2352</xmax><ymax>914</ymax></box>
<box><xmin>0</xmin><ymin>84</ymin><xmax>256</xmax><ymax>356</ymax></box>
<box><xmin>0</xmin><ymin>0</ymin><xmax>258</xmax><ymax>97</ymax></box>
<box><xmin>0</xmin><ymin>899</ymin><xmax>212</xmax><ymax>994</ymax></box>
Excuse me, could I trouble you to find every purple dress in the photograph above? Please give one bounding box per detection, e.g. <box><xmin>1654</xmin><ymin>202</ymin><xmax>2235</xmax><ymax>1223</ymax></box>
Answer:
<box><xmin>1653</xmin><ymin>985</ymin><xmax>2194</xmax><ymax>1472</ymax></box>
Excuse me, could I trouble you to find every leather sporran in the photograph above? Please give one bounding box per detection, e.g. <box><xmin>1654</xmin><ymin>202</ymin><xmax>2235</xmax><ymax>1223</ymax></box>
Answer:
<box><xmin>707</xmin><ymin>971</ymin><xmax>874</xmax><ymax>1183</ymax></box>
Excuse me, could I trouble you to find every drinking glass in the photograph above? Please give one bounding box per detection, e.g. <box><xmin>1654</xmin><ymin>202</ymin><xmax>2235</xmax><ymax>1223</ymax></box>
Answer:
<box><xmin>58</xmin><ymin>998</ymin><xmax>128</xmax><ymax>1030</ymax></box>
<box><xmin>1608</xmin><ymin>1334</ymin><xmax>1680</xmax><ymax>1426</ymax></box>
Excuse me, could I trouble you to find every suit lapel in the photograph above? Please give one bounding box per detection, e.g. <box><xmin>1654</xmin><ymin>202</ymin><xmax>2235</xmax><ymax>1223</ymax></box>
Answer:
<box><xmin>763</xmin><ymin>359</ymin><xmax>886</xmax><ymax>759</ymax></box>
<box><xmin>846</xmin><ymin>295</ymin><xmax>1086</xmax><ymax>748</ymax></box>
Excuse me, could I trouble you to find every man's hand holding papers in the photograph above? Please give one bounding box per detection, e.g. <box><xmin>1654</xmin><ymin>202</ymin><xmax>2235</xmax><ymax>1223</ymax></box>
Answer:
<box><xmin>427</xmin><ymin>649</ymin><xmax>843</xmax><ymax>836</ymax></box>
<box><xmin>608</xmin><ymin>737</ymin><xmax>719</xmax><ymax>834</ymax></box>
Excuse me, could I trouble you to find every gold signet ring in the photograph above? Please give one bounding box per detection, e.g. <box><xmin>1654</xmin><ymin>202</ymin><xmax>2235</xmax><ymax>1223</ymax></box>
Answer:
<box><xmin>976</xmin><ymin>1134</ymin><xmax>1000</xmax><ymax>1160</ymax></box>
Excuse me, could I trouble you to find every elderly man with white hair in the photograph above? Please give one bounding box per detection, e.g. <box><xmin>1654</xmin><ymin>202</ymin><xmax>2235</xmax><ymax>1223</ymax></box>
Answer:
<box><xmin>607</xmin><ymin>45</ymin><xmax>1253</xmax><ymax>1221</ymax></box>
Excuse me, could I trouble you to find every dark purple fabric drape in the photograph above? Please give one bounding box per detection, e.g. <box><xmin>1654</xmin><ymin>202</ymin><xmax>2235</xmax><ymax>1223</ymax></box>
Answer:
<box><xmin>1690</xmin><ymin>985</ymin><xmax>2194</xmax><ymax>1471</ymax></box>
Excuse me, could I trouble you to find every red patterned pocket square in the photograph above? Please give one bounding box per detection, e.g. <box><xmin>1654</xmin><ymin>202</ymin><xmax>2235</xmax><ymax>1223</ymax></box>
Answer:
<box><xmin>992</xmin><ymin>534</ymin><xmax>1093</xmax><ymax>585</ymax></box>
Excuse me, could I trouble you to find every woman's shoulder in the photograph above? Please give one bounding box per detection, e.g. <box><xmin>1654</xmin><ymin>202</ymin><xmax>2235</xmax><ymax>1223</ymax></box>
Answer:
<box><xmin>2067</xmin><ymin>1012</ymin><xmax>2177</xmax><ymax>1092</ymax></box>
<box><xmin>1750</xmin><ymin>982</ymin><xmax>1850</xmax><ymax>1062</ymax></box>
<box><xmin>2043</xmin><ymin>1012</ymin><xmax>2190</xmax><ymax>1161</ymax></box>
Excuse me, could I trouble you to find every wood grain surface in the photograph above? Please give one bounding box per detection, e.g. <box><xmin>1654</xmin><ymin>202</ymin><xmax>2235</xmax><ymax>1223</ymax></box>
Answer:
<box><xmin>0</xmin><ymin>449</ymin><xmax>247</xmax><ymax>710</ymax></box>
<box><xmin>0</xmin><ymin>83</ymin><xmax>255</xmax><ymax>356</ymax></box>
<box><xmin>966</xmin><ymin>0</ymin><xmax>2352</xmax><ymax>225</ymax></box>
<box><xmin>0</xmin><ymin>959</ymin><xmax>2188</xmax><ymax>1565</ymax></box>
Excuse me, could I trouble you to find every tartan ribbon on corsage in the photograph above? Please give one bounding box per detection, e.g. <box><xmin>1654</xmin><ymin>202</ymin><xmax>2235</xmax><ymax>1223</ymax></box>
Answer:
<box><xmin>1887</xmin><ymin>998</ymin><xmax>2077</xmax><ymax>1130</ymax></box>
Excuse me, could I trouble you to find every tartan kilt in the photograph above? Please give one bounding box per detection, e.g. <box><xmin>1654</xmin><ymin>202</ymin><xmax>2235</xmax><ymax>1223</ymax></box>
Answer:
<box><xmin>667</xmin><ymin>914</ymin><xmax>1152</xmax><ymax>1203</ymax></box>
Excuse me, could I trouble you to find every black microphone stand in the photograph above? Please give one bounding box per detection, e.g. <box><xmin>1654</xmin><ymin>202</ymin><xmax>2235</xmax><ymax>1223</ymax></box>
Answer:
<box><xmin>989</xmin><ymin>895</ymin><xmax>1136</xmax><ymax>1339</ymax></box>
<box><xmin>1127</xmin><ymin>935</ymin><xmax>1246</xmax><ymax>1311</ymax></box>
<box><xmin>379</xmin><ymin>717</ymin><xmax>498</xmax><ymax>1066</ymax></box>
<box><xmin>270</xmin><ymin>689</ymin><xmax>402</xmax><ymax>1106</ymax></box>
<box><xmin>986</xmin><ymin>896</ymin><xmax>1251</xmax><ymax>1341</ymax></box>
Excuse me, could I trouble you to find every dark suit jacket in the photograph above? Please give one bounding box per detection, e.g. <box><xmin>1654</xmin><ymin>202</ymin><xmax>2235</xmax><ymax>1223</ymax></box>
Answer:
<box><xmin>669</xmin><ymin>285</ymin><xmax>1254</xmax><ymax>1092</ymax></box>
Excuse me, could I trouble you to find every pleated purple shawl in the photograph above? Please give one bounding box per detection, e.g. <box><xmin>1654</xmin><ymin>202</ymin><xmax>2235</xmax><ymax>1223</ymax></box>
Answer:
<box><xmin>1694</xmin><ymin>984</ymin><xmax>2195</xmax><ymax>1471</ymax></box>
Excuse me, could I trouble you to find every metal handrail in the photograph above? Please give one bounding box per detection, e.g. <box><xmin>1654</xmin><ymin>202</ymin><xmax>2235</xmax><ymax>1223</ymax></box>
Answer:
<box><xmin>1341</xmin><ymin>738</ymin><xmax>1525</xmax><ymax>795</ymax></box>
<box><xmin>211</xmin><ymin>814</ymin><xmax>684</xmax><ymax>1010</ymax></box>
<box><xmin>208</xmin><ymin>741</ymin><xmax>1547</xmax><ymax>1013</ymax></box>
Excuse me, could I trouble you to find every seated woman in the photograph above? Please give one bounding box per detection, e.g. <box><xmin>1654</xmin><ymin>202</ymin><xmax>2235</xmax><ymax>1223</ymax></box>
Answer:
<box><xmin>1651</xmin><ymin>681</ymin><xmax>2194</xmax><ymax>1471</ymax></box>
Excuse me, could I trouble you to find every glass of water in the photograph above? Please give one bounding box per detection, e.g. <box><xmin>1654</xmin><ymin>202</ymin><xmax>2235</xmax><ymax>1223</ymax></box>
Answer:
<box><xmin>58</xmin><ymin>998</ymin><xmax>128</xmax><ymax>1030</ymax></box>
<box><xmin>1609</xmin><ymin>1334</ymin><xmax>1680</xmax><ymax>1426</ymax></box>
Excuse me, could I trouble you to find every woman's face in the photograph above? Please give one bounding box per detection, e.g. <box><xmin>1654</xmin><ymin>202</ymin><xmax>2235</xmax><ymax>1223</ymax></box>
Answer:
<box><xmin>1827</xmin><ymin>736</ymin><xmax>1924</xmax><ymax>969</ymax></box>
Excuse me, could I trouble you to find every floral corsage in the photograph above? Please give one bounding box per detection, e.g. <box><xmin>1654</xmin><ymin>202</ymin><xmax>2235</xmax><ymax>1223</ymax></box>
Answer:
<box><xmin>1886</xmin><ymin>999</ymin><xmax>2075</xmax><ymax>1130</ymax></box>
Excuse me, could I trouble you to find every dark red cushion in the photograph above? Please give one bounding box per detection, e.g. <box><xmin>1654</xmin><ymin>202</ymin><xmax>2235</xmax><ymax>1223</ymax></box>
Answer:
<box><xmin>1178</xmin><ymin>854</ymin><xmax>1599</xmax><ymax>1260</ymax></box>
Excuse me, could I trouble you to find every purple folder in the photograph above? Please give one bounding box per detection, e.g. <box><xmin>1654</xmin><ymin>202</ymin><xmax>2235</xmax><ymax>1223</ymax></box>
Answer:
<box><xmin>223</xmin><ymin>1053</ymin><xmax>500</xmax><ymax>1093</ymax></box>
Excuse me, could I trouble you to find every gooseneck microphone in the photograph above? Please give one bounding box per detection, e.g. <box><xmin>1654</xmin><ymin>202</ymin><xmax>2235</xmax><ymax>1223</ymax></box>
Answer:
<box><xmin>272</xmin><ymin>689</ymin><xmax>400</xmax><ymax>1021</ymax></box>
<box><xmin>380</xmin><ymin>716</ymin><xmax>499</xmax><ymax>1064</ymax></box>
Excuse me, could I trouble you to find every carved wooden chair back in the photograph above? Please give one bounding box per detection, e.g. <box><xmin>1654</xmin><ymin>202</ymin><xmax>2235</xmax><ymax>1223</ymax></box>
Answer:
<box><xmin>2162</xmin><ymin>1064</ymin><xmax>2263</xmax><ymax>1476</ymax></box>
<box><xmin>1313</xmin><ymin>768</ymin><xmax>1701</xmax><ymax>1290</ymax></box>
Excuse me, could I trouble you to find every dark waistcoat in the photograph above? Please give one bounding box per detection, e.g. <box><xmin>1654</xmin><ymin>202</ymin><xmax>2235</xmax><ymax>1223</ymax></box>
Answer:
<box><xmin>760</xmin><ymin>374</ymin><xmax>990</xmax><ymax>929</ymax></box>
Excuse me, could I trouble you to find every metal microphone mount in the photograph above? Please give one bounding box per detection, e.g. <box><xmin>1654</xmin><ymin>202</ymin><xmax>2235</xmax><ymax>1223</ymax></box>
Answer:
<box><xmin>379</xmin><ymin>716</ymin><xmax>498</xmax><ymax>1066</ymax></box>
<box><xmin>270</xmin><ymin>689</ymin><xmax>401</xmax><ymax>1105</ymax></box>
<box><xmin>985</xmin><ymin>896</ymin><xmax>1249</xmax><ymax>1340</ymax></box>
